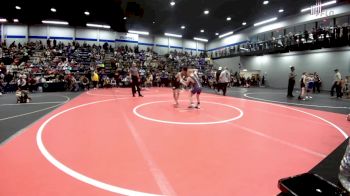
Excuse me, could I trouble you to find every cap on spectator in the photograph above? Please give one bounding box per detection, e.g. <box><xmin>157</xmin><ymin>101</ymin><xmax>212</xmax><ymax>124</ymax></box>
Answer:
<box><xmin>334</xmin><ymin>69</ymin><xmax>339</xmax><ymax>71</ymax></box>
<box><xmin>218</xmin><ymin>67</ymin><xmax>222</xmax><ymax>70</ymax></box>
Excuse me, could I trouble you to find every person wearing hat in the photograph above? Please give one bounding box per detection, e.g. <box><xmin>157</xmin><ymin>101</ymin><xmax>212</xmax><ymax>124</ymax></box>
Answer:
<box><xmin>287</xmin><ymin>66</ymin><xmax>297</xmax><ymax>97</ymax></box>
<box><xmin>331</xmin><ymin>69</ymin><xmax>342</xmax><ymax>98</ymax></box>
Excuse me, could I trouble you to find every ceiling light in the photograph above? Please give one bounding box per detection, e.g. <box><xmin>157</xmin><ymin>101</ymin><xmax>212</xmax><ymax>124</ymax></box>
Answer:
<box><xmin>279</xmin><ymin>9</ymin><xmax>284</xmax><ymax>13</ymax></box>
<box><xmin>254</xmin><ymin>17</ymin><xmax>278</xmax><ymax>26</ymax></box>
<box><xmin>301</xmin><ymin>0</ymin><xmax>337</xmax><ymax>12</ymax></box>
<box><xmin>50</xmin><ymin>8</ymin><xmax>56</xmax><ymax>12</ymax></box>
<box><xmin>13</xmin><ymin>19</ymin><xmax>19</xmax><ymax>23</ymax></box>
<box><xmin>263</xmin><ymin>1</ymin><xmax>269</xmax><ymax>5</ymax></box>
<box><xmin>86</xmin><ymin>23</ymin><xmax>111</xmax><ymax>29</ymax></box>
<box><xmin>194</xmin><ymin>37</ymin><xmax>208</xmax><ymax>42</ymax></box>
<box><xmin>181</xmin><ymin>25</ymin><xmax>186</xmax><ymax>29</ymax></box>
<box><xmin>123</xmin><ymin>17</ymin><xmax>127</xmax><ymax>20</ymax></box>
<box><xmin>128</xmin><ymin>30</ymin><xmax>149</xmax><ymax>35</ymax></box>
<box><xmin>170</xmin><ymin>1</ymin><xmax>175</xmax><ymax>6</ymax></box>
<box><xmin>0</xmin><ymin>18</ymin><xmax>7</xmax><ymax>23</ymax></box>
<box><xmin>164</xmin><ymin>33</ymin><xmax>182</xmax><ymax>38</ymax></box>
<box><xmin>42</xmin><ymin>20</ymin><xmax>68</xmax><ymax>25</ymax></box>
<box><xmin>242</xmin><ymin>22</ymin><xmax>247</xmax><ymax>26</ymax></box>
<box><xmin>15</xmin><ymin>6</ymin><xmax>21</xmax><ymax>10</ymax></box>
<box><xmin>84</xmin><ymin>11</ymin><xmax>90</xmax><ymax>16</ymax></box>
<box><xmin>219</xmin><ymin>31</ymin><xmax>233</xmax><ymax>38</ymax></box>
<box><xmin>215</xmin><ymin>33</ymin><xmax>219</xmax><ymax>36</ymax></box>
<box><xmin>200</xmin><ymin>29</ymin><xmax>204</xmax><ymax>33</ymax></box>
<box><xmin>204</xmin><ymin>10</ymin><xmax>209</xmax><ymax>15</ymax></box>
<box><xmin>226</xmin><ymin>17</ymin><xmax>231</xmax><ymax>21</ymax></box>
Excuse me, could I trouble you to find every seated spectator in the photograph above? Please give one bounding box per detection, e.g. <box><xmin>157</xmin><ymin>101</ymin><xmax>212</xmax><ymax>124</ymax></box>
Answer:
<box><xmin>80</xmin><ymin>75</ymin><xmax>90</xmax><ymax>91</ymax></box>
<box><xmin>16</xmin><ymin>87</ymin><xmax>31</xmax><ymax>103</ymax></box>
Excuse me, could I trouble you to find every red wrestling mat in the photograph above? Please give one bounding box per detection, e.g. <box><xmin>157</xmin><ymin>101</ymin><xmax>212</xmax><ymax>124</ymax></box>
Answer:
<box><xmin>1</xmin><ymin>88</ymin><xmax>349</xmax><ymax>196</ymax></box>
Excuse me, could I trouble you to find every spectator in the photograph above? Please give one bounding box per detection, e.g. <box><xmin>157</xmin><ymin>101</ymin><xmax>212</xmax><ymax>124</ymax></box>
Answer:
<box><xmin>218</xmin><ymin>67</ymin><xmax>230</xmax><ymax>96</ymax></box>
<box><xmin>287</xmin><ymin>66</ymin><xmax>297</xmax><ymax>97</ymax></box>
<box><xmin>331</xmin><ymin>69</ymin><xmax>342</xmax><ymax>98</ymax></box>
<box><xmin>313</xmin><ymin>72</ymin><xmax>321</xmax><ymax>93</ymax></box>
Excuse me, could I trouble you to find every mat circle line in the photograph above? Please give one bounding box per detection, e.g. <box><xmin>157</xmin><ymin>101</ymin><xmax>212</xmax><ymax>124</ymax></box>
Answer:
<box><xmin>133</xmin><ymin>100</ymin><xmax>244</xmax><ymax>125</ymax></box>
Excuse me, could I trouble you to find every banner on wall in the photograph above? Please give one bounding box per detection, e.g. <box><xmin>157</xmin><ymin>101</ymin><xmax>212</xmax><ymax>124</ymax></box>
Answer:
<box><xmin>116</xmin><ymin>33</ymin><xmax>139</xmax><ymax>42</ymax></box>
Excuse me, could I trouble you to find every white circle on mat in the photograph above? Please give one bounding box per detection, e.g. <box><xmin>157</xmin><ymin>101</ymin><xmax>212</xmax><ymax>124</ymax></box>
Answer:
<box><xmin>133</xmin><ymin>100</ymin><xmax>244</xmax><ymax>125</ymax></box>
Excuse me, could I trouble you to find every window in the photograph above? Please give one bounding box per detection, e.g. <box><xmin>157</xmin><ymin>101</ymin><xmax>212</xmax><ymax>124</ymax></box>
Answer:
<box><xmin>257</xmin><ymin>34</ymin><xmax>265</xmax><ymax>42</ymax></box>
<box><xmin>318</xmin><ymin>18</ymin><xmax>334</xmax><ymax>28</ymax></box>
<box><xmin>335</xmin><ymin>15</ymin><xmax>349</xmax><ymax>26</ymax></box>
<box><xmin>264</xmin><ymin>32</ymin><xmax>272</xmax><ymax>40</ymax></box>
<box><xmin>286</xmin><ymin>26</ymin><xmax>295</xmax><ymax>35</ymax></box>
<box><xmin>295</xmin><ymin>24</ymin><xmax>305</xmax><ymax>34</ymax></box>
<box><xmin>273</xmin><ymin>29</ymin><xmax>284</xmax><ymax>38</ymax></box>
<box><xmin>305</xmin><ymin>22</ymin><xmax>316</xmax><ymax>32</ymax></box>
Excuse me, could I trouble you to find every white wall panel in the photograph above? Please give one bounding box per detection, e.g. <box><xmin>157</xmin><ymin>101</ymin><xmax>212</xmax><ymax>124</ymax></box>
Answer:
<box><xmin>213</xmin><ymin>48</ymin><xmax>350</xmax><ymax>89</ymax></box>
<box><xmin>4</xmin><ymin>25</ymin><xmax>28</xmax><ymax>45</ymax></box>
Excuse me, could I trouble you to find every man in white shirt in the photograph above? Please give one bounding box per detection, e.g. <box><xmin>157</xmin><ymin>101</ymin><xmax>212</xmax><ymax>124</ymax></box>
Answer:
<box><xmin>218</xmin><ymin>67</ymin><xmax>231</xmax><ymax>96</ymax></box>
<box><xmin>331</xmin><ymin>69</ymin><xmax>342</xmax><ymax>98</ymax></box>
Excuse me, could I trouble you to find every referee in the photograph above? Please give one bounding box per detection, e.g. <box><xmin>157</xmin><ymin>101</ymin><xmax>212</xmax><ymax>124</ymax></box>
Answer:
<box><xmin>129</xmin><ymin>63</ymin><xmax>143</xmax><ymax>97</ymax></box>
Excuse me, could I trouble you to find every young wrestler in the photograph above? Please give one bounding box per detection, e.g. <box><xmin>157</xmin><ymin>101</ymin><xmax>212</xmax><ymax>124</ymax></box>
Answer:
<box><xmin>182</xmin><ymin>70</ymin><xmax>202</xmax><ymax>109</ymax></box>
<box><xmin>173</xmin><ymin>67</ymin><xmax>188</xmax><ymax>107</ymax></box>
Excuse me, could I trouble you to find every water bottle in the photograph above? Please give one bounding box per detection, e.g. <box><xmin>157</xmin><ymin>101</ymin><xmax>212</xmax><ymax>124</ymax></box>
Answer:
<box><xmin>339</xmin><ymin>141</ymin><xmax>350</xmax><ymax>191</ymax></box>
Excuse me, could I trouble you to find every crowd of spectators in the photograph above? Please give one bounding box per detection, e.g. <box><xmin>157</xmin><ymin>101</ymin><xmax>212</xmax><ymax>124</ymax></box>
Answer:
<box><xmin>212</xmin><ymin>23</ymin><xmax>350</xmax><ymax>58</ymax></box>
<box><xmin>0</xmin><ymin>40</ymin><xmax>212</xmax><ymax>95</ymax></box>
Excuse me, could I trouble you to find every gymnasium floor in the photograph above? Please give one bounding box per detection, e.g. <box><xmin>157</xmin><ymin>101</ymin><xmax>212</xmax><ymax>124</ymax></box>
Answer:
<box><xmin>0</xmin><ymin>87</ymin><xmax>349</xmax><ymax>196</ymax></box>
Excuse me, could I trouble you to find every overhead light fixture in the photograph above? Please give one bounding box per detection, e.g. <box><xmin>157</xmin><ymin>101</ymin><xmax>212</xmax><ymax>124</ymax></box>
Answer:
<box><xmin>254</xmin><ymin>17</ymin><xmax>278</xmax><ymax>26</ymax></box>
<box><xmin>164</xmin><ymin>33</ymin><xmax>182</xmax><ymax>38</ymax></box>
<box><xmin>84</xmin><ymin>11</ymin><xmax>90</xmax><ymax>16</ymax></box>
<box><xmin>50</xmin><ymin>8</ymin><xmax>56</xmax><ymax>12</ymax></box>
<box><xmin>87</xmin><ymin>23</ymin><xmax>111</xmax><ymax>29</ymax></box>
<box><xmin>279</xmin><ymin>9</ymin><xmax>284</xmax><ymax>13</ymax></box>
<box><xmin>13</xmin><ymin>19</ymin><xmax>19</xmax><ymax>23</ymax></box>
<box><xmin>15</xmin><ymin>6</ymin><xmax>21</xmax><ymax>10</ymax></box>
<box><xmin>215</xmin><ymin>33</ymin><xmax>219</xmax><ymax>36</ymax></box>
<box><xmin>128</xmin><ymin>30</ymin><xmax>149</xmax><ymax>35</ymax></box>
<box><xmin>123</xmin><ymin>17</ymin><xmax>127</xmax><ymax>20</ymax></box>
<box><xmin>200</xmin><ymin>29</ymin><xmax>204</xmax><ymax>33</ymax></box>
<box><xmin>226</xmin><ymin>17</ymin><xmax>231</xmax><ymax>21</ymax></box>
<box><xmin>181</xmin><ymin>25</ymin><xmax>186</xmax><ymax>29</ymax></box>
<box><xmin>219</xmin><ymin>31</ymin><xmax>233</xmax><ymax>38</ymax></box>
<box><xmin>242</xmin><ymin>22</ymin><xmax>247</xmax><ymax>26</ymax></box>
<box><xmin>42</xmin><ymin>20</ymin><xmax>68</xmax><ymax>25</ymax></box>
<box><xmin>204</xmin><ymin>10</ymin><xmax>209</xmax><ymax>15</ymax></box>
<box><xmin>263</xmin><ymin>1</ymin><xmax>269</xmax><ymax>5</ymax></box>
<box><xmin>0</xmin><ymin>18</ymin><xmax>7</xmax><ymax>23</ymax></box>
<box><xmin>301</xmin><ymin>0</ymin><xmax>337</xmax><ymax>12</ymax></box>
<box><xmin>170</xmin><ymin>1</ymin><xmax>175</xmax><ymax>6</ymax></box>
<box><xmin>194</xmin><ymin>37</ymin><xmax>208</xmax><ymax>42</ymax></box>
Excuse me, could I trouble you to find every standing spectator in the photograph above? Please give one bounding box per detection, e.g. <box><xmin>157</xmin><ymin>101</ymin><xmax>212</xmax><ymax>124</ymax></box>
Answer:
<box><xmin>91</xmin><ymin>71</ymin><xmax>99</xmax><ymax>89</ymax></box>
<box><xmin>331</xmin><ymin>69</ymin><xmax>342</xmax><ymax>98</ymax></box>
<box><xmin>53</xmin><ymin>39</ymin><xmax>57</xmax><ymax>48</ymax></box>
<box><xmin>298</xmin><ymin>72</ymin><xmax>307</xmax><ymax>100</ymax></box>
<box><xmin>129</xmin><ymin>63</ymin><xmax>143</xmax><ymax>97</ymax></box>
<box><xmin>313</xmin><ymin>72</ymin><xmax>321</xmax><ymax>93</ymax></box>
<box><xmin>218</xmin><ymin>67</ymin><xmax>230</xmax><ymax>96</ymax></box>
<box><xmin>216</xmin><ymin>67</ymin><xmax>222</xmax><ymax>92</ymax></box>
<box><xmin>287</xmin><ymin>66</ymin><xmax>297</xmax><ymax>97</ymax></box>
<box><xmin>47</xmin><ymin>39</ymin><xmax>51</xmax><ymax>48</ymax></box>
